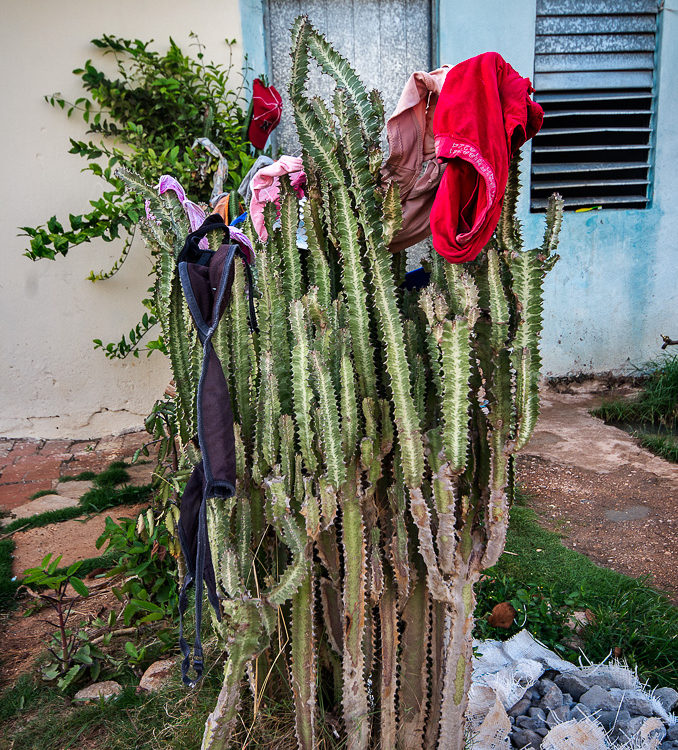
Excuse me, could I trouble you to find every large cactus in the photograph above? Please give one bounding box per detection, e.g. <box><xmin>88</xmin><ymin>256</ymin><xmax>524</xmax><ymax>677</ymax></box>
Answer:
<box><xmin>119</xmin><ymin>17</ymin><xmax>562</xmax><ymax>750</ymax></box>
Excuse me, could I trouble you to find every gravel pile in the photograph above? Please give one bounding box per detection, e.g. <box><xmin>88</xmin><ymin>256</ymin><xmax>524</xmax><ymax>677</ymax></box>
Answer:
<box><xmin>506</xmin><ymin>670</ymin><xmax>678</xmax><ymax>749</ymax></box>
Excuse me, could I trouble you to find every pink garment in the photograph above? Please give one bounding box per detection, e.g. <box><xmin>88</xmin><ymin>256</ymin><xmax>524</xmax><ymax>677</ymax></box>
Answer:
<box><xmin>249</xmin><ymin>155</ymin><xmax>306</xmax><ymax>241</ymax></box>
<box><xmin>155</xmin><ymin>175</ymin><xmax>209</xmax><ymax>249</ymax></box>
<box><xmin>381</xmin><ymin>66</ymin><xmax>451</xmax><ymax>253</ymax></box>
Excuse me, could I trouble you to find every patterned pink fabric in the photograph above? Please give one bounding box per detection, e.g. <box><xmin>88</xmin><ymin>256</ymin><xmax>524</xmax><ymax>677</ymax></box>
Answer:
<box><xmin>249</xmin><ymin>156</ymin><xmax>306</xmax><ymax>241</ymax></box>
<box><xmin>156</xmin><ymin>175</ymin><xmax>209</xmax><ymax>249</ymax></box>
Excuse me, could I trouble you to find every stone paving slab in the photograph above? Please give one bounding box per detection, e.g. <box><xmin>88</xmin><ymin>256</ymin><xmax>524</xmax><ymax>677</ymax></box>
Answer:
<box><xmin>54</xmin><ymin>480</ymin><xmax>95</xmax><ymax>500</ymax></box>
<box><xmin>4</xmin><ymin>494</ymin><xmax>79</xmax><ymax>522</ymax></box>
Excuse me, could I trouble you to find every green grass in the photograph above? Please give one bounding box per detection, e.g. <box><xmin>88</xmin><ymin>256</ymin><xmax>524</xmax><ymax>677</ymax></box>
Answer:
<box><xmin>477</xmin><ymin>502</ymin><xmax>678</xmax><ymax>689</ymax></box>
<box><xmin>0</xmin><ymin>484</ymin><xmax>151</xmax><ymax>537</ymax></box>
<box><xmin>58</xmin><ymin>470</ymin><xmax>98</xmax><ymax>482</ymax></box>
<box><xmin>636</xmin><ymin>432</ymin><xmax>678</xmax><ymax>463</ymax></box>
<box><xmin>0</xmin><ymin>657</ymin><xmax>302</xmax><ymax>750</ymax></box>
<box><xmin>28</xmin><ymin>488</ymin><xmax>58</xmax><ymax>501</ymax></box>
<box><xmin>0</xmin><ymin>538</ymin><xmax>18</xmax><ymax>610</ymax></box>
<box><xmin>592</xmin><ymin>353</ymin><xmax>678</xmax><ymax>429</ymax></box>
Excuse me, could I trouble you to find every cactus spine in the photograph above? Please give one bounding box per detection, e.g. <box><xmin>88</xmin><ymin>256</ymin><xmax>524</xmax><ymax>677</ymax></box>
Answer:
<box><xmin>119</xmin><ymin>16</ymin><xmax>561</xmax><ymax>750</ymax></box>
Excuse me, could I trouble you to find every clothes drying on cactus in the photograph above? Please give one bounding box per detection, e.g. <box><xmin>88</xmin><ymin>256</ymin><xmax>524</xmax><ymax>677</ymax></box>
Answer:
<box><xmin>175</xmin><ymin>214</ymin><xmax>257</xmax><ymax>686</ymax></box>
<box><xmin>115</xmin><ymin>17</ymin><xmax>563</xmax><ymax>750</ymax></box>
<box><xmin>430</xmin><ymin>52</ymin><xmax>544</xmax><ymax>263</ymax></box>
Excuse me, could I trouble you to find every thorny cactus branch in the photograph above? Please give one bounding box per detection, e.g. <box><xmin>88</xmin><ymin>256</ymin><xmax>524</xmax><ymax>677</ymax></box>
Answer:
<box><xmin>120</xmin><ymin>15</ymin><xmax>562</xmax><ymax>750</ymax></box>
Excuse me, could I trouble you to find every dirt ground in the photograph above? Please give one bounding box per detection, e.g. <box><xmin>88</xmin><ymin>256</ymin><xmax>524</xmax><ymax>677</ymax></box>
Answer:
<box><xmin>517</xmin><ymin>380</ymin><xmax>678</xmax><ymax>603</ymax></box>
<box><xmin>3</xmin><ymin>385</ymin><xmax>678</xmax><ymax>688</ymax></box>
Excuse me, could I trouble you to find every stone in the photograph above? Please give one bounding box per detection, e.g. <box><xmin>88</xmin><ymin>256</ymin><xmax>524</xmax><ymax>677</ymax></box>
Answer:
<box><xmin>73</xmin><ymin>680</ymin><xmax>122</xmax><ymax>702</ymax></box>
<box><xmin>570</xmin><ymin>703</ymin><xmax>592</xmax><ymax>721</ymax></box>
<box><xmin>536</xmin><ymin>678</ymin><xmax>556</xmax><ymax>697</ymax></box>
<box><xmin>655</xmin><ymin>688</ymin><xmax>678</xmax><ymax>713</ymax></box>
<box><xmin>580</xmin><ymin>684</ymin><xmax>622</xmax><ymax>712</ymax></box>
<box><xmin>488</xmin><ymin>601</ymin><xmax>517</xmax><ymax>628</ymax></box>
<box><xmin>138</xmin><ymin>659</ymin><xmax>175</xmax><ymax>693</ymax></box>
<box><xmin>546</xmin><ymin>705</ymin><xmax>570</xmax><ymax>728</ymax></box>
<box><xmin>584</xmin><ymin>668</ymin><xmax>632</xmax><ymax>690</ymax></box>
<box><xmin>597</xmin><ymin>708</ymin><xmax>631</xmax><ymax>731</ymax></box>
<box><xmin>511</xmin><ymin>728</ymin><xmax>542</xmax><ymax>749</ymax></box>
<box><xmin>525</xmin><ymin>686</ymin><xmax>541</xmax><ymax>702</ymax></box>
<box><xmin>555</xmin><ymin>673</ymin><xmax>591</xmax><ymax>701</ymax></box>
<box><xmin>561</xmin><ymin>693</ymin><xmax>573</xmax><ymax>706</ymax></box>
<box><xmin>56</xmin><ymin>480</ymin><xmax>94</xmax><ymax>500</ymax></box>
<box><xmin>610</xmin><ymin>688</ymin><xmax>656</xmax><ymax>717</ymax></box>
<box><xmin>6</xmin><ymin>494</ymin><xmax>78</xmax><ymax>521</ymax></box>
<box><xmin>540</xmin><ymin>683</ymin><xmax>564</xmax><ymax>711</ymax></box>
<box><xmin>508</xmin><ymin>695</ymin><xmax>532</xmax><ymax>717</ymax></box>
<box><xmin>667</xmin><ymin>724</ymin><xmax>678</xmax><ymax>742</ymax></box>
<box><xmin>528</xmin><ymin>707</ymin><xmax>546</xmax><ymax>722</ymax></box>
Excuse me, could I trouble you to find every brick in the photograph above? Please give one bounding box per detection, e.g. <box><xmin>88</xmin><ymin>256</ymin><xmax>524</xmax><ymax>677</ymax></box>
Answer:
<box><xmin>6</xmin><ymin>440</ymin><xmax>41</xmax><ymax>459</ymax></box>
<box><xmin>0</xmin><ymin>462</ymin><xmax>28</xmax><ymax>483</ymax></box>
<box><xmin>63</xmin><ymin>454</ymin><xmax>109</xmax><ymax>474</ymax></box>
<box><xmin>22</xmin><ymin>458</ymin><xmax>63</xmax><ymax>482</ymax></box>
<box><xmin>38</xmin><ymin>439</ymin><xmax>73</xmax><ymax>457</ymax></box>
<box><xmin>0</xmin><ymin>481</ymin><xmax>52</xmax><ymax>511</ymax></box>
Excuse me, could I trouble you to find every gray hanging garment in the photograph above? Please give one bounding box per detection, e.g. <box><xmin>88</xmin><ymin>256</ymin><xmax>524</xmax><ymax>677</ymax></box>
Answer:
<box><xmin>176</xmin><ymin>214</ymin><xmax>256</xmax><ymax>686</ymax></box>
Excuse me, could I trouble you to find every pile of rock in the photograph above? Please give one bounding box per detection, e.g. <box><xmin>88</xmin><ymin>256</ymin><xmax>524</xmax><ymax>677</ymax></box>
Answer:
<box><xmin>507</xmin><ymin>670</ymin><xmax>678</xmax><ymax>749</ymax></box>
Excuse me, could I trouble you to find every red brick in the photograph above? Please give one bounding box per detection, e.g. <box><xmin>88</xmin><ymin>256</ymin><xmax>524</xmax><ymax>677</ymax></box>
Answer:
<box><xmin>22</xmin><ymin>458</ymin><xmax>63</xmax><ymax>482</ymax></box>
<box><xmin>62</xmin><ymin>454</ymin><xmax>109</xmax><ymax>474</ymax></box>
<box><xmin>0</xmin><ymin>462</ymin><xmax>28</xmax><ymax>483</ymax></box>
<box><xmin>0</xmin><ymin>481</ymin><xmax>51</xmax><ymax>511</ymax></box>
<box><xmin>38</xmin><ymin>439</ymin><xmax>73</xmax><ymax>457</ymax></box>
<box><xmin>6</xmin><ymin>440</ymin><xmax>41</xmax><ymax>459</ymax></box>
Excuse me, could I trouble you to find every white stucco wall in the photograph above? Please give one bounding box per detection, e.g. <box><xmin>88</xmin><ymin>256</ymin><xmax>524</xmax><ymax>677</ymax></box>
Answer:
<box><xmin>0</xmin><ymin>0</ymin><xmax>243</xmax><ymax>438</ymax></box>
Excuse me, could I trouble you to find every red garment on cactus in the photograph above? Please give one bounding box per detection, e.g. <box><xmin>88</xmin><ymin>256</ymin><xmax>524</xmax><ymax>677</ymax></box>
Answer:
<box><xmin>430</xmin><ymin>52</ymin><xmax>543</xmax><ymax>264</ymax></box>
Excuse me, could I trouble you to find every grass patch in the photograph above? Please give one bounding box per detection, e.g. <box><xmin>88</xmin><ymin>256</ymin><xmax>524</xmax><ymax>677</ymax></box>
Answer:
<box><xmin>477</xmin><ymin>503</ymin><xmax>678</xmax><ymax>689</ymax></box>
<box><xmin>636</xmin><ymin>432</ymin><xmax>678</xmax><ymax>463</ymax></box>
<box><xmin>0</xmin><ymin>538</ymin><xmax>18</xmax><ymax>611</ymax></box>
<box><xmin>592</xmin><ymin>353</ymin><xmax>678</xmax><ymax>429</ymax></box>
<box><xmin>0</xmin><ymin>485</ymin><xmax>151</xmax><ymax>537</ymax></box>
<box><xmin>0</xmin><ymin>658</ymin><xmax>304</xmax><ymax>750</ymax></box>
<box><xmin>59</xmin><ymin>470</ymin><xmax>97</xmax><ymax>482</ymax></box>
<box><xmin>28</xmin><ymin>489</ymin><xmax>58</xmax><ymax>501</ymax></box>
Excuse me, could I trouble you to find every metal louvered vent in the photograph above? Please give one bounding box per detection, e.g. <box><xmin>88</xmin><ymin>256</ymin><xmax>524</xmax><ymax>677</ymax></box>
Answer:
<box><xmin>530</xmin><ymin>0</ymin><xmax>658</xmax><ymax>211</ymax></box>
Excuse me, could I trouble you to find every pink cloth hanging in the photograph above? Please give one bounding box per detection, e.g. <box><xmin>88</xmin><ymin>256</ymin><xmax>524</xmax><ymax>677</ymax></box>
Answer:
<box><xmin>249</xmin><ymin>155</ymin><xmax>306</xmax><ymax>241</ymax></box>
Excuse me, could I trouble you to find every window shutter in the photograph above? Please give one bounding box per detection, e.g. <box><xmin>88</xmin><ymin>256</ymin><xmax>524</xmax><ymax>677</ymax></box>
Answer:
<box><xmin>530</xmin><ymin>0</ymin><xmax>659</xmax><ymax>211</ymax></box>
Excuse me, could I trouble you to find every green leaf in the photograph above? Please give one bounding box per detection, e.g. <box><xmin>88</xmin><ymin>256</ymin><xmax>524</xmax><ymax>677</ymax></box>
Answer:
<box><xmin>70</xmin><ymin>576</ymin><xmax>89</xmax><ymax>597</ymax></box>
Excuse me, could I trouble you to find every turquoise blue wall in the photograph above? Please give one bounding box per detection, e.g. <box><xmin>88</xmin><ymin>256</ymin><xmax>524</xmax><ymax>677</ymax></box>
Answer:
<box><xmin>439</xmin><ymin>0</ymin><xmax>678</xmax><ymax>376</ymax></box>
<box><xmin>242</xmin><ymin>1</ymin><xmax>678</xmax><ymax>375</ymax></box>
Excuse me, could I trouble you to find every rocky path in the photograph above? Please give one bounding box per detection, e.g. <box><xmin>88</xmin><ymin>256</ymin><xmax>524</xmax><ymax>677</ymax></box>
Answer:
<box><xmin>517</xmin><ymin>380</ymin><xmax>678</xmax><ymax>603</ymax></box>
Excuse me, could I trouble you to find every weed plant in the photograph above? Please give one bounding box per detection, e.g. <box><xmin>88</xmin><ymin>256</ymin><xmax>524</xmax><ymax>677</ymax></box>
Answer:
<box><xmin>592</xmin><ymin>353</ymin><xmax>678</xmax><ymax>429</ymax></box>
<box><xmin>636</xmin><ymin>432</ymin><xmax>678</xmax><ymax>463</ymax></box>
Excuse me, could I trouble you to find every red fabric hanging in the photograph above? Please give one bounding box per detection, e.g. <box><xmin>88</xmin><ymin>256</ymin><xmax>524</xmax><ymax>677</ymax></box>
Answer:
<box><xmin>430</xmin><ymin>52</ymin><xmax>544</xmax><ymax>264</ymax></box>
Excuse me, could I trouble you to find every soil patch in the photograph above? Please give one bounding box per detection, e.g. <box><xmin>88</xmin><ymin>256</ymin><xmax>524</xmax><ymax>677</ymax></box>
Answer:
<box><xmin>0</xmin><ymin>576</ymin><xmax>122</xmax><ymax>688</ymax></box>
<box><xmin>517</xmin><ymin>380</ymin><xmax>678</xmax><ymax>603</ymax></box>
